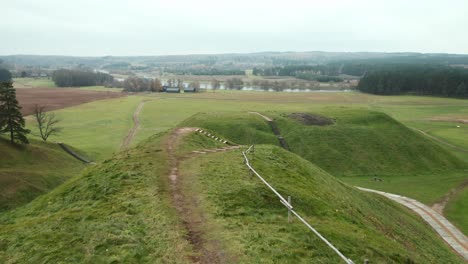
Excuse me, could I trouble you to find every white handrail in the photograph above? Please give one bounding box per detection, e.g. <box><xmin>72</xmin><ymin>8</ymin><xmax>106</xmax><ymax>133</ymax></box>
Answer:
<box><xmin>242</xmin><ymin>145</ymin><xmax>354</xmax><ymax>264</ymax></box>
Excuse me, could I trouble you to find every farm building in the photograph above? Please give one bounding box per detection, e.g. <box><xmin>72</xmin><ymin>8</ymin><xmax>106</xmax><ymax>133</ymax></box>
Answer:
<box><xmin>184</xmin><ymin>87</ymin><xmax>197</xmax><ymax>93</ymax></box>
<box><xmin>163</xmin><ymin>86</ymin><xmax>181</xmax><ymax>93</ymax></box>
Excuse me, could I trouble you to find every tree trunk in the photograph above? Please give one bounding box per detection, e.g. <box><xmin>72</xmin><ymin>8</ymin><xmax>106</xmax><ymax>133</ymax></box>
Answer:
<box><xmin>9</xmin><ymin>119</ymin><xmax>13</xmax><ymax>144</ymax></box>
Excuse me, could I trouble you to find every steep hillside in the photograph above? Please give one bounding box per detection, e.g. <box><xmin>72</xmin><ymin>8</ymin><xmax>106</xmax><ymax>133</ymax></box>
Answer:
<box><xmin>0</xmin><ymin>129</ymin><xmax>463</xmax><ymax>262</ymax></box>
<box><xmin>179</xmin><ymin>143</ymin><xmax>463</xmax><ymax>263</ymax></box>
<box><xmin>0</xmin><ymin>133</ymin><xmax>190</xmax><ymax>263</ymax></box>
<box><xmin>0</xmin><ymin>137</ymin><xmax>85</xmax><ymax>211</ymax></box>
<box><xmin>274</xmin><ymin>109</ymin><xmax>466</xmax><ymax>176</ymax></box>
<box><xmin>181</xmin><ymin>110</ymin><xmax>467</xmax><ymax>205</ymax></box>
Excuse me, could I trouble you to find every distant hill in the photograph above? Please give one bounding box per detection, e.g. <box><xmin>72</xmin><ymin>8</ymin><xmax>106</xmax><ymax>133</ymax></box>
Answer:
<box><xmin>2</xmin><ymin>52</ymin><xmax>468</xmax><ymax>69</ymax></box>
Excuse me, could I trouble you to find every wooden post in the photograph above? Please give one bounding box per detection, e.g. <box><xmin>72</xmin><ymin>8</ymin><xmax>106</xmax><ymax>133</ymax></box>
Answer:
<box><xmin>288</xmin><ymin>196</ymin><xmax>292</xmax><ymax>223</ymax></box>
<box><xmin>364</xmin><ymin>259</ymin><xmax>369</xmax><ymax>264</ymax></box>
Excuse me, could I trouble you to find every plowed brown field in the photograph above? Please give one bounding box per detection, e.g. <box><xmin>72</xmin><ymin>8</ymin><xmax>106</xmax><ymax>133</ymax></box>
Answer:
<box><xmin>16</xmin><ymin>88</ymin><xmax>125</xmax><ymax>115</ymax></box>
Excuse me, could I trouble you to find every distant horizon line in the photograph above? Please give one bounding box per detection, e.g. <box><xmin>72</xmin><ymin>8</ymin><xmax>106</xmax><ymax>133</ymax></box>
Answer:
<box><xmin>2</xmin><ymin>50</ymin><xmax>468</xmax><ymax>58</ymax></box>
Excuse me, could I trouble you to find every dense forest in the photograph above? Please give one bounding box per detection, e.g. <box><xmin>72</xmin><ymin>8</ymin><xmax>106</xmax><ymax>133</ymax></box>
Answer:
<box><xmin>52</xmin><ymin>69</ymin><xmax>114</xmax><ymax>87</ymax></box>
<box><xmin>358</xmin><ymin>65</ymin><xmax>468</xmax><ymax>98</ymax></box>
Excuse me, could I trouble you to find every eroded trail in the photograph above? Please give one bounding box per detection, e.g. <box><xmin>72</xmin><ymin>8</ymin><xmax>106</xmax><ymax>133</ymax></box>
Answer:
<box><xmin>121</xmin><ymin>101</ymin><xmax>146</xmax><ymax>150</ymax></box>
<box><xmin>432</xmin><ymin>179</ymin><xmax>468</xmax><ymax>214</ymax></box>
<box><xmin>249</xmin><ymin>112</ymin><xmax>290</xmax><ymax>150</ymax></box>
<box><xmin>165</xmin><ymin>127</ymin><xmax>239</xmax><ymax>263</ymax></box>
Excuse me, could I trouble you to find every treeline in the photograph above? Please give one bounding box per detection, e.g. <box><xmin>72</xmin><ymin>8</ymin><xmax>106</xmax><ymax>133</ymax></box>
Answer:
<box><xmin>253</xmin><ymin>65</ymin><xmax>340</xmax><ymax>77</ymax></box>
<box><xmin>358</xmin><ymin>65</ymin><xmax>468</xmax><ymax>98</ymax></box>
<box><xmin>252</xmin><ymin>65</ymin><xmax>345</xmax><ymax>82</ymax></box>
<box><xmin>120</xmin><ymin>78</ymin><xmax>200</xmax><ymax>92</ymax></box>
<box><xmin>165</xmin><ymin>67</ymin><xmax>245</xmax><ymax>76</ymax></box>
<box><xmin>295</xmin><ymin>72</ymin><xmax>343</xmax><ymax>82</ymax></box>
<box><xmin>120</xmin><ymin>77</ymin><xmax>163</xmax><ymax>92</ymax></box>
<box><xmin>52</xmin><ymin>69</ymin><xmax>114</xmax><ymax>87</ymax></box>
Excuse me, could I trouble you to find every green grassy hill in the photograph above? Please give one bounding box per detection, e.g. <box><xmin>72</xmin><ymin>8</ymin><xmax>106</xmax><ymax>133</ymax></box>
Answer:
<box><xmin>0</xmin><ymin>137</ymin><xmax>85</xmax><ymax>211</ymax></box>
<box><xmin>183</xmin><ymin>110</ymin><xmax>465</xmax><ymax>176</ymax></box>
<box><xmin>0</xmin><ymin>133</ymin><xmax>190</xmax><ymax>263</ymax></box>
<box><xmin>181</xmin><ymin>110</ymin><xmax>468</xmax><ymax>235</ymax></box>
<box><xmin>179</xmin><ymin>139</ymin><xmax>462</xmax><ymax>262</ymax></box>
<box><xmin>0</xmin><ymin>131</ymin><xmax>463</xmax><ymax>263</ymax></box>
<box><xmin>273</xmin><ymin>109</ymin><xmax>466</xmax><ymax>176</ymax></box>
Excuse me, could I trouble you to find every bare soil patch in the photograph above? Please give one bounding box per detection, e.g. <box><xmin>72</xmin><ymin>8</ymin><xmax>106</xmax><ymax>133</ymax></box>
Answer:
<box><xmin>165</xmin><ymin>127</ymin><xmax>231</xmax><ymax>263</ymax></box>
<box><xmin>289</xmin><ymin>113</ymin><xmax>334</xmax><ymax>126</ymax></box>
<box><xmin>16</xmin><ymin>88</ymin><xmax>124</xmax><ymax>115</ymax></box>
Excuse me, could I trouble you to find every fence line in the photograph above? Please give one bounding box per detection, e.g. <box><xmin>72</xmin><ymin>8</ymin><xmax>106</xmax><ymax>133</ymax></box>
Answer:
<box><xmin>242</xmin><ymin>145</ymin><xmax>355</xmax><ymax>264</ymax></box>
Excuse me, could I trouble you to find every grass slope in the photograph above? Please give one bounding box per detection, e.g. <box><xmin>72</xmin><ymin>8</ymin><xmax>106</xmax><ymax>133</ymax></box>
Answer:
<box><xmin>0</xmin><ymin>133</ymin><xmax>191</xmax><ymax>263</ymax></box>
<box><xmin>445</xmin><ymin>188</ymin><xmax>468</xmax><ymax>234</ymax></box>
<box><xmin>181</xmin><ymin>112</ymin><xmax>279</xmax><ymax>146</ymax></box>
<box><xmin>179</xmin><ymin>110</ymin><xmax>467</xmax><ymax>205</ymax></box>
<box><xmin>0</xmin><ymin>137</ymin><xmax>85</xmax><ymax>211</ymax></box>
<box><xmin>273</xmin><ymin>109</ymin><xmax>465</xmax><ymax>176</ymax></box>
<box><xmin>180</xmin><ymin>144</ymin><xmax>463</xmax><ymax>263</ymax></box>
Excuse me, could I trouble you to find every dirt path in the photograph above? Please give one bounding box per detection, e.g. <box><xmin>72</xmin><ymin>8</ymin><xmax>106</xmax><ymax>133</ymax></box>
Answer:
<box><xmin>165</xmin><ymin>127</ymin><xmax>239</xmax><ymax>263</ymax></box>
<box><xmin>249</xmin><ymin>112</ymin><xmax>290</xmax><ymax>150</ymax></box>
<box><xmin>357</xmin><ymin>187</ymin><xmax>468</xmax><ymax>260</ymax></box>
<box><xmin>121</xmin><ymin>101</ymin><xmax>145</xmax><ymax>150</ymax></box>
<box><xmin>432</xmin><ymin>179</ymin><xmax>468</xmax><ymax>214</ymax></box>
<box><xmin>249</xmin><ymin>111</ymin><xmax>273</xmax><ymax>122</ymax></box>
<box><xmin>410</xmin><ymin>127</ymin><xmax>468</xmax><ymax>154</ymax></box>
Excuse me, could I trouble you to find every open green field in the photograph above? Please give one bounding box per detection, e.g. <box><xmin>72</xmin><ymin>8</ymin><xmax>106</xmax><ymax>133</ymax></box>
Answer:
<box><xmin>25</xmin><ymin>96</ymin><xmax>144</xmax><ymax>161</ymax></box>
<box><xmin>13</xmin><ymin>77</ymin><xmax>57</xmax><ymax>88</ymax></box>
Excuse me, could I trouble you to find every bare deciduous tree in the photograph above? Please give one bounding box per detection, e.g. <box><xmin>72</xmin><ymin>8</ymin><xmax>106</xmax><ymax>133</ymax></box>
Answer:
<box><xmin>33</xmin><ymin>105</ymin><xmax>62</xmax><ymax>141</ymax></box>
<box><xmin>211</xmin><ymin>79</ymin><xmax>220</xmax><ymax>92</ymax></box>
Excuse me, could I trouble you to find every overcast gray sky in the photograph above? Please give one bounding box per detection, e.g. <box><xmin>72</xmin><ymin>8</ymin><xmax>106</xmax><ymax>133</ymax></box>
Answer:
<box><xmin>2</xmin><ymin>0</ymin><xmax>468</xmax><ymax>56</ymax></box>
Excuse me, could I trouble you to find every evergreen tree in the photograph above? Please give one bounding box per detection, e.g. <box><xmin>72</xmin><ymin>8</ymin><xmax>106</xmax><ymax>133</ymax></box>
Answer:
<box><xmin>0</xmin><ymin>82</ymin><xmax>30</xmax><ymax>144</ymax></box>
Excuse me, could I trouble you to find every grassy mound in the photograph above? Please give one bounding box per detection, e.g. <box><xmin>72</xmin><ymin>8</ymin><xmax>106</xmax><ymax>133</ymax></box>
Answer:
<box><xmin>180</xmin><ymin>112</ymin><xmax>279</xmax><ymax>146</ymax></box>
<box><xmin>274</xmin><ymin>109</ymin><xmax>465</xmax><ymax>176</ymax></box>
<box><xmin>0</xmin><ymin>137</ymin><xmax>85</xmax><ymax>211</ymax></box>
<box><xmin>181</xmin><ymin>110</ymin><xmax>467</xmax><ymax>204</ymax></box>
<box><xmin>0</xmin><ymin>133</ymin><xmax>190</xmax><ymax>263</ymax></box>
<box><xmin>182</xmin><ymin>110</ymin><xmax>465</xmax><ymax>175</ymax></box>
<box><xmin>180</xmin><ymin>144</ymin><xmax>463</xmax><ymax>263</ymax></box>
